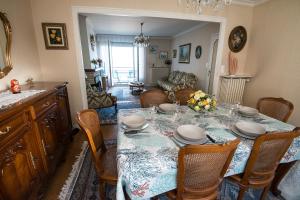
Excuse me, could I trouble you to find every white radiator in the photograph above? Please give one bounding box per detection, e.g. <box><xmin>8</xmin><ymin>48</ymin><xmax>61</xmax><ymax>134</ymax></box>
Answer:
<box><xmin>219</xmin><ymin>75</ymin><xmax>251</xmax><ymax>104</ymax></box>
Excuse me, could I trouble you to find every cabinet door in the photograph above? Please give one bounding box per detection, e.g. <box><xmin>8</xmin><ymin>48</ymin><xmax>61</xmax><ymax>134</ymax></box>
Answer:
<box><xmin>57</xmin><ymin>87</ymin><xmax>72</xmax><ymax>140</ymax></box>
<box><xmin>0</xmin><ymin>125</ymin><xmax>40</xmax><ymax>200</ymax></box>
<box><xmin>37</xmin><ymin>107</ymin><xmax>60</xmax><ymax>173</ymax></box>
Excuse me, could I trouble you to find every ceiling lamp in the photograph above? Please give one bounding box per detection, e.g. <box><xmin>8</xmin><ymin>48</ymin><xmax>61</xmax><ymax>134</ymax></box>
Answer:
<box><xmin>134</xmin><ymin>22</ymin><xmax>150</xmax><ymax>47</ymax></box>
<box><xmin>178</xmin><ymin>0</ymin><xmax>232</xmax><ymax>14</ymax></box>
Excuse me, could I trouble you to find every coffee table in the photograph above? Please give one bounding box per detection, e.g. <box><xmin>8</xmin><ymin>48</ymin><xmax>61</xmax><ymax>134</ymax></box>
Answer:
<box><xmin>129</xmin><ymin>82</ymin><xmax>144</xmax><ymax>95</ymax></box>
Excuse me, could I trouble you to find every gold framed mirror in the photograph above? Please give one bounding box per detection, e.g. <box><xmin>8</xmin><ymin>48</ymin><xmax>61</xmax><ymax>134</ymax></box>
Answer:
<box><xmin>0</xmin><ymin>12</ymin><xmax>12</xmax><ymax>79</ymax></box>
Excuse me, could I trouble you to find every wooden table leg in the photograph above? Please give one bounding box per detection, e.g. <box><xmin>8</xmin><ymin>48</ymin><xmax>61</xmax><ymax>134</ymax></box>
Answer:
<box><xmin>271</xmin><ymin>161</ymin><xmax>297</xmax><ymax>196</ymax></box>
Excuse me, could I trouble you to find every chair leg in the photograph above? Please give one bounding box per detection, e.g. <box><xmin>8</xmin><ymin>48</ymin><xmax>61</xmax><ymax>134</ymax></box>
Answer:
<box><xmin>260</xmin><ymin>184</ymin><xmax>271</xmax><ymax>200</ymax></box>
<box><xmin>99</xmin><ymin>182</ymin><xmax>106</xmax><ymax>200</ymax></box>
<box><xmin>237</xmin><ymin>186</ymin><xmax>247</xmax><ymax>200</ymax></box>
<box><xmin>115</xmin><ymin>104</ymin><xmax>118</xmax><ymax>112</ymax></box>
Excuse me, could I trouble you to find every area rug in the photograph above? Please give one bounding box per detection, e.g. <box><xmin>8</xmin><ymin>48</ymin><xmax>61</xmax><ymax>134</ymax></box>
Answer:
<box><xmin>59</xmin><ymin>140</ymin><xmax>284</xmax><ymax>200</ymax></box>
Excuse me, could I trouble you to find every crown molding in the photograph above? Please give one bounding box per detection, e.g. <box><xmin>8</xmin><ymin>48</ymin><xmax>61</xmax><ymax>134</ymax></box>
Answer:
<box><xmin>232</xmin><ymin>0</ymin><xmax>270</xmax><ymax>7</ymax></box>
<box><xmin>173</xmin><ymin>22</ymin><xmax>208</xmax><ymax>38</ymax></box>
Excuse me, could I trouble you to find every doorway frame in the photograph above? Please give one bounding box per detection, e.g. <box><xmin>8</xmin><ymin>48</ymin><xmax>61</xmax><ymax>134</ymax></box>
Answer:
<box><xmin>72</xmin><ymin>6</ymin><xmax>226</xmax><ymax>108</ymax></box>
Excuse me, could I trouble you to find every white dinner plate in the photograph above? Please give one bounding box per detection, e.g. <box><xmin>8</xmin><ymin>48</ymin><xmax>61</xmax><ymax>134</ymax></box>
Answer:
<box><xmin>122</xmin><ymin>114</ymin><xmax>146</xmax><ymax>128</ymax></box>
<box><xmin>231</xmin><ymin>126</ymin><xmax>256</xmax><ymax>140</ymax></box>
<box><xmin>159</xmin><ymin>103</ymin><xmax>176</xmax><ymax>113</ymax></box>
<box><xmin>235</xmin><ymin>121</ymin><xmax>266</xmax><ymax>137</ymax></box>
<box><xmin>173</xmin><ymin>132</ymin><xmax>208</xmax><ymax>145</ymax></box>
<box><xmin>122</xmin><ymin>123</ymin><xmax>149</xmax><ymax>131</ymax></box>
<box><xmin>177</xmin><ymin>125</ymin><xmax>206</xmax><ymax>141</ymax></box>
<box><xmin>238</xmin><ymin>106</ymin><xmax>259</xmax><ymax>116</ymax></box>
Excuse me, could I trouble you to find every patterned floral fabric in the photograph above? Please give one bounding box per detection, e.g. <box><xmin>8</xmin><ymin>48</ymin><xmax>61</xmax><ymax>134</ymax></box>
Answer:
<box><xmin>157</xmin><ymin>71</ymin><xmax>197</xmax><ymax>92</ymax></box>
<box><xmin>86</xmin><ymin>83</ymin><xmax>117</xmax><ymax>109</ymax></box>
<box><xmin>116</xmin><ymin>106</ymin><xmax>299</xmax><ymax>200</ymax></box>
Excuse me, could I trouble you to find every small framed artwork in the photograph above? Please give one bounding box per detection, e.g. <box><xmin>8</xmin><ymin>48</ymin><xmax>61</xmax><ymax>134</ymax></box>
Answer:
<box><xmin>159</xmin><ymin>51</ymin><xmax>168</xmax><ymax>60</ymax></box>
<box><xmin>42</xmin><ymin>23</ymin><xmax>68</xmax><ymax>50</ymax></box>
<box><xmin>149</xmin><ymin>45</ymin><xmax>158</xmax><ymax>54</ymax></box>
<box><xmin>172</xmin><ymin>49</ymin><xmax>177</xmax><ymax>58</ymax></box>
<box><xmin>195</xmin><ymin>45</ymin><xmax>202</xmax><ymax>59</ymax></box>
<box><xmin>179</xmin><ymin>43</ymin><xmax>191</xmax><ymax>64</ymax></box>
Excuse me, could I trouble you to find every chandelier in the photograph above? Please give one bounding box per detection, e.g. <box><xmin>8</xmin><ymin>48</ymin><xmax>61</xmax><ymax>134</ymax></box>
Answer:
<box><xmin>134</xmin><ymin>22</ymin><xmax>150</xmax><ymax>47</ymax></box>
<box><xmin>178</xmin><ymin>0</ymin><xmax>232</xmax><ymax>14</ymax></box>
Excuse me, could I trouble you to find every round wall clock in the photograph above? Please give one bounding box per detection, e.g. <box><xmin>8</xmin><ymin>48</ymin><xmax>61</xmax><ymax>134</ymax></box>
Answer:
<box><xmin>228</xmin><ymin>26</ymin><xmax>247</xmax><ymax>53</ymax></box>
<box><xmin>195</xmin><ymin>45</ymin><xmax>202</xmax><ymax>59</ymax></box>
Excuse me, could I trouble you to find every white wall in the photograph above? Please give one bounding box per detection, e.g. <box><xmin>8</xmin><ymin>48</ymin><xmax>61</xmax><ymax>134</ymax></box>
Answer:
<box><xmin>146</xmin><ymin>38</ymin><xmax>171</xmax><ymax>85</ymax></box>
<box><xmin>78</xmin><ymin>15</ymin><xmax>98</xmax><ymax>69</ymax></box>
<box><xmin>0</xmin><ymin>0</ymin><xmax>42</xmax><ymax>90</ymax></box>
<box><xmin>171</xmin><ymin>23</ymin><xmax>220</xmax><ymax>89</ymax></box>
<box><xmin>27</xmin><ymin>0</ymin><xmax>254</xmax><ymax>118</ymax></box>
<box><xmin>243</xmin><ymin>0</ymin><xmax>300</xmax><ymax>126</ymax></box>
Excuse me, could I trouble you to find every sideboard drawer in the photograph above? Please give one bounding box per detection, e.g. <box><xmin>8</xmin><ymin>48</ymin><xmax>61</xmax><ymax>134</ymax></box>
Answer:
<box><xmin>33</xmin><ymin>94</ymin><xmax>57</xmax><ymax>115</ymax></box>
<box><xmin>0</xmin><ymin>112</ymin><xmax>29</xmax><ymax>139</ymax></box>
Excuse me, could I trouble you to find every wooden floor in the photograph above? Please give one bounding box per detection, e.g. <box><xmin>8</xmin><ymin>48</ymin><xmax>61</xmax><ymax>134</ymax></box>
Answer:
<box><xmin>43</xmin><ymin>124</ymin><xmax>118</xmax><ymax>200</ymax></box>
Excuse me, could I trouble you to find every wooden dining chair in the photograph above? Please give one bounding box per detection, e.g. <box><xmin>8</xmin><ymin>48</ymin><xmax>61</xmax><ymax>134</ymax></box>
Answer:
<box><xmin>167</xmin><ymin>139</ymin><xmax>240</xmax><ymax>200</ymax></box>
<box><xmin>140</xmin><ymin>89</ymin><xmax>169</xmax><ymax>108</ymax></box>
<box><xmin>76</xmin><ymin>109</ymin><xmax>117</xmax><ymax>199</ymax></box>
<box><xmin>175</xmin><ymin>88</ymin><xmax>196</xmax><ymax>105</ymax></box>
<box><xmin>257</xmin><ymin>97</ymin><xmax>294</xmax><ymax>122</ymax></box>
<box><xmin>227</xmin><ymin>131</ymin><xmax>300</xmax><ymax>200</ymax></box>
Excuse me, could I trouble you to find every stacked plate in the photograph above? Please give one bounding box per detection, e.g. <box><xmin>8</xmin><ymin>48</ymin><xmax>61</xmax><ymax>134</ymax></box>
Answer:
<box><xmin>232</xmin><ymin>121</ymin><xmax>266</xmax><ymax>139</ymax></box>
<box><xmin>122</xmin><ymin>114</ymin><xmax>148</xmax><ymax>131</ymax></box>
<box><xmin>158</xmin><ymin>103</ymin><xmax>176</xmax><ymax>113</ymax></box>
<box><xmin>238</xmin><ymin>106</ymin><xmax>259</xmax><ymax>117</ymax></box>
<box><xmin>173</xmin><ymin>125</ymin><xmax>208</xmax><ymax>145</ymax></box>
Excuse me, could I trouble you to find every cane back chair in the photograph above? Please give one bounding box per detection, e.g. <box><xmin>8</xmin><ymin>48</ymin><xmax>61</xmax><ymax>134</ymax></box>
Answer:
<box><xmin>140</xmin><ymin>89</ymin><xmax>169</xmax><ymax>108</ymax></box>
<box><xmin>257</xmin><ymin>97</ymin><xmax>294</xmax><ymax>122</ymax></box>
<box><xmin>228</xmin><ymin>131</ymin><xmax>300</xmax><ymax>200</ymax></box>
<box><xmin>167</xmin><ymin>139</ymin><xmax>240</xmax><ymax>200</ymax></box>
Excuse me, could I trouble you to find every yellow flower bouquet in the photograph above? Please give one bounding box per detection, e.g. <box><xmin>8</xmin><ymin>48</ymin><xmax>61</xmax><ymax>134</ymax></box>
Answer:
<box><xmin>187</xmin><ymin>90</ymin><xmax>217</xmax><ymax>112</ymax></box>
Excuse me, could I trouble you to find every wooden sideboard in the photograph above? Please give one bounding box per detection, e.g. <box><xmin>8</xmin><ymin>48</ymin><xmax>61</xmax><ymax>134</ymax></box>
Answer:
<box><xmin>0</xmin><ymin>82</ymin><xmax>74</xmax><ymax>200</ymax></box>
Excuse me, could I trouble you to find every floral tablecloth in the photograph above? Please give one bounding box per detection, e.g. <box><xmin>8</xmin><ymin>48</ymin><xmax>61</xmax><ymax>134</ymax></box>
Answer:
<box><xmin>116</xmin><ymin>106</ymin><xmax>298</xmax><ymax>200</ymax></box>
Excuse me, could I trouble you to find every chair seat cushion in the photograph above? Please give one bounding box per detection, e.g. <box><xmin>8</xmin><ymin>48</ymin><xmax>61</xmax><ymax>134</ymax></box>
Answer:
<box><xmin>99</xmin><ymin>147</ymin><xmax>118</xmax><ymax>182</ymax></box>
<box><xmin>157</xmin><ymin>80</ymin><xmax>176</xmax><ymax>91</ymax></box>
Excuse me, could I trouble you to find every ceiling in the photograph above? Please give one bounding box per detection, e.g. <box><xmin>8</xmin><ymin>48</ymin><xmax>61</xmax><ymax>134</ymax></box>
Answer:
<box><xmin>81</xmin><ymin>14</ymin><xmax>208</xmax><ymax>37</ymax></box>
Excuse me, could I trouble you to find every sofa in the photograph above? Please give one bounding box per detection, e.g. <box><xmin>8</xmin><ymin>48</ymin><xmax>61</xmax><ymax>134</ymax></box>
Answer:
<box><xmin>157</xmin><ymin>70</ymin><xmax>197</xmax><ymax>92</ymax></box>
<box><xmin>157</xmin><ymin>71</ymin><xmax>197</xmax><ymax>101</ymax></box>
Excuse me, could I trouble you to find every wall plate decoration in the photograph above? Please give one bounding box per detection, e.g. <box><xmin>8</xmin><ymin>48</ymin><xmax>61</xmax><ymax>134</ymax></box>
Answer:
<box><xmin>42</xmin><ymin>23</ymin><xmax>68</xmax><ymax>50</ymax></box>
<box><xmin>172</xmin><ymin>49</ymin><xmax>177</xmax><ymax>58</ymax></box>
<box><xmin>228</xmin><ymin>26</ymin><xmax>247</xmax><ymax>53</ymax></box>
<box><xmin>179</xmin><ymin>43</ymin><xmax>191</xmax><ymax>64</ymax></box>
<box><xmin>149</xmin><ymin>45</ymin><xmax>158</xmax><ymax>54</ymax></box>
<box><xmin>195</xmin><ymin>45</ymin><xmax>202</xmax><ymax>59</ymax></box>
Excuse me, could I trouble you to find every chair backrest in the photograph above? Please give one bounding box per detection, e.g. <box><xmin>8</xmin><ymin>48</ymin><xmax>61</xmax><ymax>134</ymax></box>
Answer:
<box><xmin>257</xmin><ymin>97</ymin><xmax>294</xmax><ymax>122</ymax></box>
<box><xmin>177</xmin><ymin>139</ymin><xmax>240</xmax><ymax>200</ymax></box>
<box><xmin>175</xmin><ymin>88</ymin><xmax>196</xmax><ymax>105</ymax></box>
<box><xmin>240</xmin><ymin>131</ymin><xmax>300</xmax><ymax>186</ymax></box>
<box><xmin>76</xmin><ymin>109</ymin><xmax>105</xmax><ymax>172</ymax></box>
<box><xmin>140</xmin><ymin>89</ymin><xmax>169</xmax><ymax>108</ymax></box>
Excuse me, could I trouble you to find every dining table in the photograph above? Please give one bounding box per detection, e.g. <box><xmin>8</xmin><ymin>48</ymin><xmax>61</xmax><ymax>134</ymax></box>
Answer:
<box><xmin>116</xmin><ymin>105</ymin><xmax>299</xmax><ymax>200</ymax></box>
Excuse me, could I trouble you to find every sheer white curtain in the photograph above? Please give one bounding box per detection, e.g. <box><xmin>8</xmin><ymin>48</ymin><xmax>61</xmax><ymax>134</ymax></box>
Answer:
<box><xmin>96</xmin><ymin>34</ymin><xmax>146</xmax><ymax>85</ymax></box>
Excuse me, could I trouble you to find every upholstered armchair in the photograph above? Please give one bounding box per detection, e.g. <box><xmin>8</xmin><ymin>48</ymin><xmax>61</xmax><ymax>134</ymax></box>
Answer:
<box><xmin>86</xmin><ymin>83</ymin><xmax>117</xmax><ymax>111</ymax></box>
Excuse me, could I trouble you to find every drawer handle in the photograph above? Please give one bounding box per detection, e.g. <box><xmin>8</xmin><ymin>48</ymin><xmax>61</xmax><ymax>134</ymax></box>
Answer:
<box><xmin>0</xmin><ymin>126</ymin><xmax>11</xmax><ymax>135</ymax></box>
<box><xmin>42</xmin><ymin>101</ymin><xmax>50</xmax><ymax>108</ymax></box>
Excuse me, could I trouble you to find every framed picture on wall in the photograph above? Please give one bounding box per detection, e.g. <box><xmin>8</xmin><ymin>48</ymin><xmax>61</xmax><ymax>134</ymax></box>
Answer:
<box><xmin>159</xmin><ymin>51</ymin><xmax>168</xmax><ymax>60</ymax></box>
<box><xmin>149</xmin><ymin>45</ymin><xmax>158</xmax><ymax>54</ymax></box>
<box><xmin>42</xmin><ymin>23</ymin><xmax>68</xmax><ymax>50</ymax></box>
<box><xmin>172</xmin><ymin>49</ymin><xmax>177</xmax><ymax>58</ymax></box>
<box><xmin>179</xmin><ymin>43</ymin><xmax>191</xmax><ymax>64</ymax></box>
